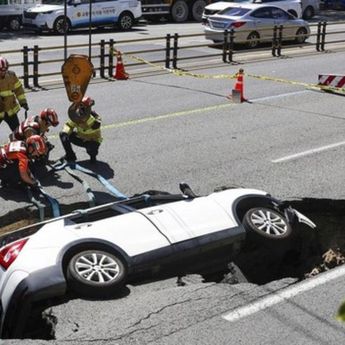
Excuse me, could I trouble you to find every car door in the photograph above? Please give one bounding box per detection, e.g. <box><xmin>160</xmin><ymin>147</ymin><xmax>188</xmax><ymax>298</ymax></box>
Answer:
<box><xmin>141</xmin><ymin>197</ymin><xmax>236</xmax><ymax>243</ymax></box>
<box><xmin>270</xmin><ymin>6</ymin><xmax>297</xmax><ymax>39</ymax></box>
<box><xmin>92</xmin><ymin>0</ymin><xmax>117</xmax><ymax>26</ymax></box>
<box><xmin>249</xmin><ymin>7</ymin><xmax>275</xmax><ymax>41</ymax></box>
<box><xmin>68</xmin><ymin>0</ymin><xmax>89</xmax><ymax>27</ymax></box>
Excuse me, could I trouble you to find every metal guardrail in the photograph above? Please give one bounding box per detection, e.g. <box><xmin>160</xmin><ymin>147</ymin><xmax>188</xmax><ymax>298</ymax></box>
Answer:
<box><xmin>1</xmin><ymin>20</ymin><xmax>345</xmax><ymax>89</ymax></box>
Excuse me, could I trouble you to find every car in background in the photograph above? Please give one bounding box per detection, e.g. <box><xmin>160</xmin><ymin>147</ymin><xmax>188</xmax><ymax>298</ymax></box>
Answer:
<box><xmin>202</xmin><ymin>0</ymin><xmax>303</xmax><ymax>24</ymax></box>
<box><xmin>22</xmin><ymin>0</ymin><xmax>142</xmax><ymax>34</ymax></box>
<box><xmin>0</xmin><ymin>0</ymin><xmax>41</xmax><ymax>31</ymax></box>
<box><xmin>202</xmin><ymin>0</ymin><xmax>319</xmax><ymax>22</ymax></box>
<box><xmin>204</xmin><ymin>4</ymin><xmax>311</xmax><ymax>47</ymax></box>
<box><xmin>0</xmin><ymin>183</ymin><xmax>315</xmax><ymax>338</ymax></box>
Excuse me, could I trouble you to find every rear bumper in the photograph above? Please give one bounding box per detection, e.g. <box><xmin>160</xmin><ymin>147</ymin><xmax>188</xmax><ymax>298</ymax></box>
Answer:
<box><xmin>0</xmin><ymin>265</ymin><xmax>66</xmax><ymax>339</ymax></box>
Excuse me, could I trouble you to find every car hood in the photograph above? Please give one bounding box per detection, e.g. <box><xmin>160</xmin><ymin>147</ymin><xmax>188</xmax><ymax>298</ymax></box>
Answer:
<box><xmin>26</xmin><ymin>4</ymin><xmax>62</xmax><ymax>13</ymax></box>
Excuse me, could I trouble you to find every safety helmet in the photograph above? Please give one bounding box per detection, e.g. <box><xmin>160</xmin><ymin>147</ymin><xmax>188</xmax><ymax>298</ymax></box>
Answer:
<box><xmin>40</xmin><ymin>108</ymin><xmax>59</xmax><ymax>127</ymax></box>
<box><xmin>26</xmin><ymin>135</ymin><xmax>46</xmax><ymax>156</ymax></box>
<box><xmin>0</xmin><ymin>57</ymin><xmax>9</xmax><ymax>72</ymax></box>
<box><xmin>81</xmin><ymin>96</ymin><xmax>95</xmax><ymax>107</ymax></box>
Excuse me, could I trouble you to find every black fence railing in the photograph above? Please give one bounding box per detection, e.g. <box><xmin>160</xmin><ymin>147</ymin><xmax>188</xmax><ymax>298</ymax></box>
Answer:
<box><xmin>1</xmin><ymin>20</ymin><xmax>344</xmax><ymax>89</ymax></box>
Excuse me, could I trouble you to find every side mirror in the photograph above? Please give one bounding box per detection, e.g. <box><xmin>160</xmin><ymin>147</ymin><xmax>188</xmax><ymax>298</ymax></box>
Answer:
<box><xmin>71</xmin><ymin>0</ymin><xmax>81</xmax><ymax>5</ymax></box>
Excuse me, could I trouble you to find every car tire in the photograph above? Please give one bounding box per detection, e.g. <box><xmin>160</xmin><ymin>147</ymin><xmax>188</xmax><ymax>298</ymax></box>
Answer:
<box><xmin>171</xmin><ymin>0</ymin><xmax>189</xmax><ymax>22</ymax></box>
<box><xmin>191</xmin><ymin>0</ymin><xmax>206</xmax><ymax>22</ymax></box>
<box><xmin>295</xmin><ymin>27</ymin><xmax>308</xmax><ymax>44</ymax></box>
<box><xmin>8</xmin><ymin>17</ymin><xmax>21</xmax><ymax>31</ymax></box>
<box><xmin>243</xmin><ymin>207</ymin><xmax>293</xmax><ymax>241</ymax></box>
<box><xmin>246</xmin><ymin>31</ymin><xmax>260</xmax><ymax>48</ymax></box>
<box><xmin>66</xmin><ymin>249</ymin><xmax>127</xmax><ymax>297</ymax></box>
<box><xmin>302</xmin><ymin>6</ymin><xmax>314</xmax><ymax>19</ymax></box>
<box><xmin>53</xmin><ymin>17</ymin><xmax>71</xmax><ymax>34</ymax></box>
<box><xmin>118</xmin><ymin>12</ymin><xmax>134</xmax><ymax>30</ymax></box>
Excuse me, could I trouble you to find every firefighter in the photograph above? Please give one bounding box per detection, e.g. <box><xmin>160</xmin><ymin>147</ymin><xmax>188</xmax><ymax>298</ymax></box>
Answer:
<box><xmin>0</xmin><ymin>135</ymin><xmax>46</xmax><ymax>188</ymax></box>
<box><xmin>0</xmin><ymin>56</ymin><xmax>29</xmax><ymax>131</ymax></box>
<box><xmin>9</xmin><ymin>108</ymin><xmax>59</xmax><ymax>162</ymax></box>
<box><xmin>10</xmin><ymin>108</ymin><xmax>59</xmax><ymax>141</ymax></box>
<box><xmin>59</xmin><ymin>96</ymin><xmax>102</xmax><ymax>163</ymax></box>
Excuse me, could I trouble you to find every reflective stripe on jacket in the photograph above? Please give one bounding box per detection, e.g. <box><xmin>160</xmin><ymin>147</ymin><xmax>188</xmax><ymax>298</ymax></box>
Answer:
<box><xmin>0</xmin><ymin>141</ymin><xmax>28</xmax><ymax>170</ymax></box>
<box><xmin>62</xmin><ymin>111</ymin><xmax>102</xmax><ymax>143</ymax></box>
<box><xmin>0</xmin><ymin>71</ymin><xmax>27</xmax><ymax>119</ymax></box>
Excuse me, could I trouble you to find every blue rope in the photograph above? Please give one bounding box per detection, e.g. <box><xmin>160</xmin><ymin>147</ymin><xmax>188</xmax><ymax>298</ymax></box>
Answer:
<box><xmin>69</xmin><ymin>162</ymin><xmax>128</xmax><ymax>200</ymax></box>
<box><xmin>37</xmin><ymin>182</ymin><xmax>61</xmax><ymax>218</ymax></box>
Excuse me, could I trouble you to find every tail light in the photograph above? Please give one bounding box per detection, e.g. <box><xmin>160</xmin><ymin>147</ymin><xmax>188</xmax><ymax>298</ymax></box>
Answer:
<box><xmin>0</xmin><ymin>238</ymin><xmax>28</xmax><ymax>270</ymax></box>
<box><xmin>230</xmin><ymin>21</ymin><xmax>246</xmax><ymax>28</ymax></box>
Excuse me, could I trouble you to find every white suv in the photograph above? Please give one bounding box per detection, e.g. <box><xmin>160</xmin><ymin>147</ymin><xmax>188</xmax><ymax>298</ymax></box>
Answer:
<box><xmin>22</xmin><ymin>0</ymin><xmax>142</xmax><ymax>34</ymax></box>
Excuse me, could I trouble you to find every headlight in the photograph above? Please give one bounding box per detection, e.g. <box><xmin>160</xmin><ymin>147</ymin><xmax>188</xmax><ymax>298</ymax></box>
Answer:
<box><xmin>39</xmin><ymin>11</ymin><xmax>54</xmax><ymax>15</ymax></box>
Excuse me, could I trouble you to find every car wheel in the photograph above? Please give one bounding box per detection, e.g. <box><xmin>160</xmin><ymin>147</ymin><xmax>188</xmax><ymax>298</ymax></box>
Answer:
<box><xmin>303</xmin><ymin>6</ymin><xmax>314</xmax><ymax>19</ymax></box>
<box><xmin>8</xmin><ymin>17</ymin><xmax>21</xmax><ymax>31</ymax></box>
<box><xmin>246</xmin><ymin>32</ymin><xmax>260</xmax><ymax>48</ymax></box>
<box><xmin>118</xmin><ymin>12</ymin><xmax>134</xmax><ymax>30</ymax></box>
<box><xmin>243</xmin><ymin>207</ymin><xmax>293</xmax><ymax>241</ymax></box>
<box><xmin>295</xmin><ymin>27</ymin><xmax>308</xmax><ymax>44</ymax></box>
<box><xmin>171</xmin><ymin>0</ymin><xmax>189</xmax><ymax>22</ymax></box>
<box><xmin>66</xmin><ymin>249</ymin><xmax>127</xmax><ymax>297</ymax></box>
<box><xmin>191</xmin><ymin>0</ymin><xmax>206</xmax><ymax>22</ymax></box>
<box><xmin>53</xmin><ymin>17</ymin><xmax>70</xmax><ymax>34</ymax></box>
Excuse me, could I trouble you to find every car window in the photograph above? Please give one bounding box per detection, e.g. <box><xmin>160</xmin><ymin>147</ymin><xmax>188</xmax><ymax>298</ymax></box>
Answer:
<box><xmin>251</xmin><ymin>7</ymin><xmax>272</xmax><ymax>18</ymax></box>
<box><xmin>218</xmin><ymin>7</ymin><xmax>250</xmax><ymax>16</ymax></box>
<box><xmin>271</xmin><ymin>7</ymin><xmax>288</xmax><ymax>18</ymax></box>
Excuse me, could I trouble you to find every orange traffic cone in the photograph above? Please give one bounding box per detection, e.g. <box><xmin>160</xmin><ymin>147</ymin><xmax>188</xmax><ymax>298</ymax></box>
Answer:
<box><xmin>228</xmin><ymin>68</ymin><xmax>246</xmax><ymax>103</ymax></box>
<box><xmin>114</xmin><ymin>51</ymin><xmax>129</xmax><ymax>80</ymax></box>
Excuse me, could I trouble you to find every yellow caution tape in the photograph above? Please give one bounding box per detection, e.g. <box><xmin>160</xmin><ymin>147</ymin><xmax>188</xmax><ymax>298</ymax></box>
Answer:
<box><xmin>112</xmin><ymin>48</ymin><xmax>345</xmax><ymax>94</ymax></box>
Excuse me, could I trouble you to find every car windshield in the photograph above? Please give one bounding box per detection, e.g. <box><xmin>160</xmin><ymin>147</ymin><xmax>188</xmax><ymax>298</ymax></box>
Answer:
<box><xmin>218</xmin><ymin>7</ymin><xmax>250</xmax><ymax>16</ymax></box>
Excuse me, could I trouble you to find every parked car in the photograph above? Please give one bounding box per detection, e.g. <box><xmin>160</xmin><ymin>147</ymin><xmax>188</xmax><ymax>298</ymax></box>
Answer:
<box><xmin>204</xmin><ymin>4</ymin><xmax>311</xmax><ymax>47</ymax></box>
<box><xmin>202</xmin><ymin>0</ymin><xmax>303</xmax><ymax>23</ymax></box>
<box><xmin>0</xmin><ymin>0</ymin><xmax>41</xmax><ymax>31</ymax></box>
<box><xmin>202</xmin><ymin>0</ymin><xmax>318</xmax><ymax>21</ymax></box>
<box><xmin>22</xmin><ymin>0</ymin><xmax>142</xmax><ymax>34</ymax></box>
<box><xmin>0</xmin><ymin>183</ymin><xmax>315</xmax><ymax>338</ymax></box>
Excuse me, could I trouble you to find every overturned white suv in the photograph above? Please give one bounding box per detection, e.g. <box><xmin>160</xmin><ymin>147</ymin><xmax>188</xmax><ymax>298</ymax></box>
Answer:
<box><xmin>23</xmin><ymin>0</ymin><xmax>142</xmax><ymax>34</ymax></box>
<box><xmin>0</xmin><ymin>183</ymin><xmax>315</xmax><ymax>338</ymax></box>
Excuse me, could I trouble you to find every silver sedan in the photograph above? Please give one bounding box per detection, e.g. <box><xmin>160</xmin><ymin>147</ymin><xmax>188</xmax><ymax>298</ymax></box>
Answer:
<box><xmin>204</xmin><ymin>4</ymin><xmax>310</xmax><ymax>48</ymax></box>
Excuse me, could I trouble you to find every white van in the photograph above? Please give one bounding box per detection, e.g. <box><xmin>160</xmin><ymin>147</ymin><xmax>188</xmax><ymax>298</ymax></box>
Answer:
<box><xmin>22</xmin><ymin>0</ymin><xmax>142</xmax><ymax>34</ymax></box>
<box><xmin>0</xmin><ymin>0</ymin><xmax>41</xmax><ymax>31</ymax></box>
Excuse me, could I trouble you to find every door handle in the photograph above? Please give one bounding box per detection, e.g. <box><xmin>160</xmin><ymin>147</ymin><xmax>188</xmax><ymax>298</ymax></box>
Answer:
<box><xmin>147</xmin><ymin>209</ymin><xmax>163</xmax><ymax>215</ymax></box>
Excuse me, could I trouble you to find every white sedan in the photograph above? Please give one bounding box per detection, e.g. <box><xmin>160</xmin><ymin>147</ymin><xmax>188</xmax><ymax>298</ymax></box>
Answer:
<box><xmin>204</xmin><ymin>4</ymin><xmax>310</xmax><ymax>47</ymax></box>
<box><xmin>202</xmin><ymin>0</ymin><xmax>303</xmax><ymax>23</ymax></box>
<box><xmin>0</xmin><ymin>183</ymin><xmax>315</xmax><ymax>338</ymax></box>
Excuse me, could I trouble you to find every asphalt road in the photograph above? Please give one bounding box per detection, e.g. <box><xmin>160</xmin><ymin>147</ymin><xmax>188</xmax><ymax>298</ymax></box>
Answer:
<box><xmin>1</xmin><ymin>21</ymin><xmax>345</xmax><ymax>344</ymax></box>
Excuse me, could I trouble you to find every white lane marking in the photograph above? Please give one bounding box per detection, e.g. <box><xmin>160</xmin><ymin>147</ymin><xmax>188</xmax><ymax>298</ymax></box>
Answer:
<box><xmin>253</xmin><ymin>89</ymin><xmax>309</xmax><ymax>102</ymax></box>
<box><xmin>272</xmin><ymin>140</ymin><xmax>345</xmax><ymax>163</ymax></box>
<box><xmin>223</xmin><ymin>264</ymin><xmax>345</xmax><ymax>322</ymax></box>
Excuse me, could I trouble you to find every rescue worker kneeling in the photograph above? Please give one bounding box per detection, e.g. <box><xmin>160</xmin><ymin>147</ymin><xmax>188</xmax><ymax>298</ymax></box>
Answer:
<box><xmin>10</xmin><ymin>108</ymin><xmax>59</xmax><ymax>141</ymax></box>
<box><xmin>60</xmin><ymin>96</ymin><xmax>102</xmax><ymax>163</ymax></box>
<box><xmin>10</xmin><ymin>108</ymin><xmax>59</xmax><ymax>163</ymax></box>
<box><xmin>0</xmin><ymin>135</ymin><xmax>46</xmax><ymax>189</ymax></box>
